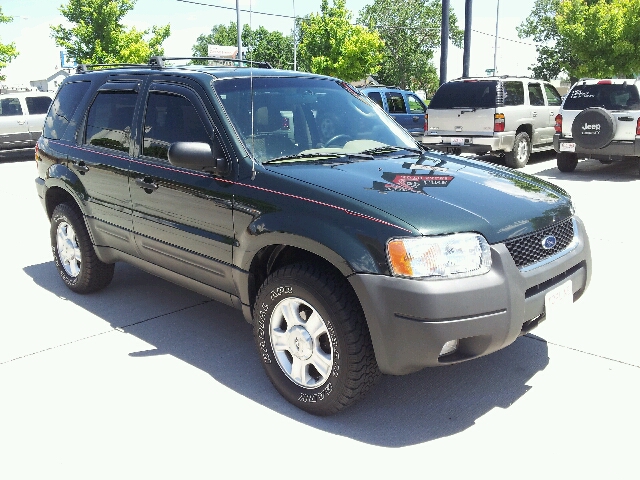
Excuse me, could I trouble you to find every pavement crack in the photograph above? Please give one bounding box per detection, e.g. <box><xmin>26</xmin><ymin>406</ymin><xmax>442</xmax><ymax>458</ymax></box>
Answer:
<box><xmin>0</xmin><ymin>300</ymin><xmax>214</xmax><ymax>366</ymax></box>
<box><xmin>524</xmin><ymin>333</ymin><xmax>640</xmax><ymax>369</ymax></box>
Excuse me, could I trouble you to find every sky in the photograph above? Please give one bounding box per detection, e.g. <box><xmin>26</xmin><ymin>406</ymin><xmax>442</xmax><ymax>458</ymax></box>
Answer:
<box><xmin>0</xmin><ymin>0</ymin><xmax>541</xmax><ymax>87</ymax></box>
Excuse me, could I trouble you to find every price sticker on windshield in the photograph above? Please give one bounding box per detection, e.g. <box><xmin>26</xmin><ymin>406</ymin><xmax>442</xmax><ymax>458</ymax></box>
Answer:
<box><xmin>544</xmin><ymin>280</ymin><xmax>573</xmax><ymax>322</ymax></box>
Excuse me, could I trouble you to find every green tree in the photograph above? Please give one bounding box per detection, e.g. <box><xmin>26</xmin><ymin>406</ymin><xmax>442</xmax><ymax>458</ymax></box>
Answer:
<box><xmin>359</xmin><ymin>0</ymin><xmax>463</xmax><ymax>95</ymax></box>
<box><xmin>0</xmin><ymin>7</ymin><xmax>18</xmax><ymax>81</ymax></box>
<box><xmin>556</xmin><ymin>0</ymin><xmax>640</xmax><ymax>78</ymax></box>
<box><xmin>192</xmin><ymin>23</ymin><xmax>294</xmax><ymax>69</ymax></box>
<box><xmin>297</xmin><ymin>0</ymin><xmax>384</xmax><ymax>82</ymax></box>
<box><xmin>50</xmin><ymin>0</ymin><xmax>170</xmax><ymax>65</ymax></box>
<box><xmin>518</xmin><ymin>0</ymin><xmax>640</xmax><ymax>81</ymax></box>
<box><xmin>517</xmin><ymin>0</ymin><xmax>576</xmax><ymax>81</ymax></box>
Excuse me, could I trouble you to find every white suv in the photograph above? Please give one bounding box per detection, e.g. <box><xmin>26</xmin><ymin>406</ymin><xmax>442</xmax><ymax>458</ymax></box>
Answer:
<box><xmin>423</xmin><ymin>76</ymin><xmax>562</xmax><ymax>168</ymax></box>
<box><xmin>554</xmin><ymin>78</ymin><xmax>640</xmax><ymax>174</ymax></box>
<box><xmin>0</xmin><ymin>91</ymin><xmax>53</xmax><ymax>150</ymax></box>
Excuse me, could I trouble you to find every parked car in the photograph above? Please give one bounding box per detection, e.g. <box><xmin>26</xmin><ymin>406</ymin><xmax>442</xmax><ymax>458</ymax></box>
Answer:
<box><xmin>360</xmin><ymin>85</ymin><xmax>427</xmax><ymax>137</ymax></box>
<box><xmin>554</xmin><ymin>78</ymin><xmax>640</xmax><ymax>174</ymax></box>
<box><xmin>0</xmin><ymin>91</ymin><xmax>53</xmax><ymax>149</ymax></box>
<box><xmin>35</xmin><ymin>58</ymin><xmax>591</xmax><ymax>415</ymax></box>
<box><xmin>423</xmin><ymin>76</ymin><xmax>563</xmax><ymax>168</ymax></box>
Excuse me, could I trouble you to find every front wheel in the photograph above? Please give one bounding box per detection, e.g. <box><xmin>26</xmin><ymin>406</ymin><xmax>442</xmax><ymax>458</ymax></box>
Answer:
<box><xmin>50</xmin><ymin>203</ymin><xmax>114</xmax><ymax>293</ymax></box>
<box><xmin>253</xmin><ymin>263</ymin><xmax>379</xmax><ymax>415</ymax></box>
<box><xmin>557</xmin><ymin>152</ymin><xmax>578</xmax><ymax>172</ymax></box>
<box><xmin>504</xmin><ymin>132</ymin><xmax>531</xmax><ymax>168</ymax></box>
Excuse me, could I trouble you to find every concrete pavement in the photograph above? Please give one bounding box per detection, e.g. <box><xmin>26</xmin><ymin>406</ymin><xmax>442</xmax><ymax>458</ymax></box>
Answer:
<box><xmin>1</xmin><ymin>151</ymin><xmax>638</xmax><ymax>479</ymax></box>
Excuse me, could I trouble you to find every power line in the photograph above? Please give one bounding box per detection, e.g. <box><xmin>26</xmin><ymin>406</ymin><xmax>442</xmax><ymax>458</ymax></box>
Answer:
<box><xmin>175</xmin><ymin>0</ymin><xmax>541</xmax><ymax>48</ymax></box>
<box><xmin>176</xmin><ymin>0</ymin><xmax>297</xmax><ymax>19</ymax></box>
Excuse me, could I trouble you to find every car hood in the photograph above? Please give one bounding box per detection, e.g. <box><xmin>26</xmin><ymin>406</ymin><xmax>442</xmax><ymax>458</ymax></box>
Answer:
<box><xmin>266</xmin><ymin>150</ymin><xmax>573</xmax><ymax>243</ymax></box>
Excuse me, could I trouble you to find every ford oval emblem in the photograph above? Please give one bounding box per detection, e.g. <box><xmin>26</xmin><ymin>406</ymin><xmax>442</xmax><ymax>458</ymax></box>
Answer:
<box><xmin>542</xmin><ymin>235</ymin><xmax>557</xmax><ymax>250</ymax></box>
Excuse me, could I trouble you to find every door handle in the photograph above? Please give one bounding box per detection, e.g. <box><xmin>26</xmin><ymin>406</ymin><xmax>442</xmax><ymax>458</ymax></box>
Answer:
<box><xmin>532</xmin><ymin>111</ymin><xmax>538</xmax><ymax>117</ymax></box>
<box><xmin>412</xmin><ymin>116</ymin><xmax>419</xmax><ymax>121</ymax></box>
<box><xmin>71</xmin><ymin>161</ymin><xmax>89</xmax><ymax>173</ymax></box>
<box><xmin>135</xmin><ymin>177</ymin><xmax>159</xmax><ymax>192</ymax></box>
<box><xmin>17</xmin><ymin>120</ymin><xmax>26</xmax><ymax>125</ymax></box>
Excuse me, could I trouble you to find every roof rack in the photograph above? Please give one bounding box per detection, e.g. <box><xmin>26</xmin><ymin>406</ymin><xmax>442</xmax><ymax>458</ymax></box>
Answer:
<box><xmin>76</xmin><ymin>55</ymin><xmax>273</xmax><ymax>74</ymax></box>
<box><xmin>149</xmin><ymin>56</ymin><xmax>272</xmax><ymax>69</ymax></box>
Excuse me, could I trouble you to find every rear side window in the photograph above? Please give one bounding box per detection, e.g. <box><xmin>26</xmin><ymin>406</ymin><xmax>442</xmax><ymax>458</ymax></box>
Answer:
<box><xmin>429</xmin><ymin>81</ymin><xmax>497</xmax><ymax>109</ymax></box>
<box><xmin>25</xmin><ymin>96</ymin><xmax>52</xmax><ymax>115</ymax></box>
<box><xmin>564</xmin><ymin>83</ymin><xmax>640</xmax><ymax>111</ymax></box>
<box><xmin>385</xmin><ymin>92</ymin><xmax>407</xmax><ymax>113</ymax></box>
<box><xmin>503</xmin><ymin>81</ymin><xmax>524</xmax><ymax>106</ymax></box>
<box><xmin>407</xmin><ymin>94</ymin><xmax>426</xmax><ymax>114</ymax></box>
<box><xmin>528</xmin><ymin>83</ymin><xmax>545</xmax><ymax>106</ymax></box>
<box><xmin>366</xmin><ymin>91</ymin><xmax>383</xmax><ymax>108</ymax></box>
<box><xmin>0</xmin><ymin>97</ymin><xmax>23</xmax><ymax>116</ymax></box>
<box><xmin>85</xmin><ymin>92</ymin><xmax>137</xmax><ymax>152</ymax></box>
<box><xmin>43</xmin><ymin>81</ymin><xmax>91</xmax><ymax>140</ymax></box>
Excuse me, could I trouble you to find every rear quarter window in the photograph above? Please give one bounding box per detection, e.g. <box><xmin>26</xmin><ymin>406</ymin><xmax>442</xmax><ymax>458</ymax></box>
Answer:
<box><xmin>0</xmin><ymin>97</ymin><xmax>23</xmax><ymax>116</ymax></box>
<box><xmin>429</xmin><ymin>81</ymin><xmax>497</xmax><ymax>109</ymax></box>
<box><xmin>366</xmin><ymin>91</ymin><xmax>383</xmax><ymax>108</ymax></box>
<box><xmin>503</xmin><ymin>81</ymin><xmax>524</xmax><ymax>106</ymax></box>
<box><xmin>43</xmin><ymin>81</ymin><xmax>91</xmax><ymax>140</ymax></box>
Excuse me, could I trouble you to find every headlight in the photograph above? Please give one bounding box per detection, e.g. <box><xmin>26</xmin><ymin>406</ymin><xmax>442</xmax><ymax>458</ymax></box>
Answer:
<box><xmin>387</xmin><ymin>233</ymin><xmax>492</xmax><ymax>278</ymax></box>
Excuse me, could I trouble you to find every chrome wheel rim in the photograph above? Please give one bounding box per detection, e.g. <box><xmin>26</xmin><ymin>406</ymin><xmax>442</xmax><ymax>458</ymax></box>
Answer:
<box><xmin>270</xmin><ymin>296</ymin><xmax>334</xmax><ymax>389</ymax></box>
<box><xmin>516</xmin><ymin>138</ymin><xmax>529</xmax><ymax>161</ymax></box>
<box><xmin>56</xmin><ymin>221</ymin><xmax>81</xmax><ymax>278</ymax></box>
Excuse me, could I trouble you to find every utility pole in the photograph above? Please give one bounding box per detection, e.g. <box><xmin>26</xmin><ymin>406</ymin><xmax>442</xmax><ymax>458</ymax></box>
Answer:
<box><xmin>293</xmin><ymin>0</ymin><xmax>297</xmax><ymax>71</ymax></box>
<box><xmin>236</xmin><ymin>0</ymin><xmax>242</xmax><ymax>61</ymax></box>
<box><xmin>463</xmin><ymin>0</ymin><xmax>472</xmax><ymax>77</ymax></box>
<box><xmin>493</xmin><ymin>0</ymin><xmax>500</xmax><ymax>75</ymax></box>
<box><xmin>440</xmin><ymin>0</ymin><xmax>450</xmax><ymax>85</ymax></box>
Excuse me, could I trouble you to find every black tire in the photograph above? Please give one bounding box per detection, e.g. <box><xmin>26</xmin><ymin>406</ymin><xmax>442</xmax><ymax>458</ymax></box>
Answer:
<box><xmin>50</xmin><ymin>203</ymin><xmax>115</xmax><ymax>293</ymax></box>
<box><xmin>557</xmin><ymin>152</ymin><xmax>579</xmax><ymax>172</ymax></box>
<box><xmin>571</xmin><ymin>107</ymin><xmax>615</xmax><ymax>149</ymax></box>
<box><xmin>253</xmin><ymin>263</ymin><xmax>380</xmax><ymax>415</ymax></box>
<box><xmin>504</xmin><ymin>131</ymin><xmax>531</xmax><ymax>168</ymax></box>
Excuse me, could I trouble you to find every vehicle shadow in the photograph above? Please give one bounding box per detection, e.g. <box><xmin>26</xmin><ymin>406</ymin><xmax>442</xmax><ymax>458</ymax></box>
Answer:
<box><xmin>534</xmin><ymin>158</ymin><xmax>639</xmax><ymax>183</ymax></box>
<box><xmin>24</xmin><ymin>260</ymin><xmax>549</xmax><ymax>447</ymax></box>
<box><xmin>0</xmin><ymin>148</ymin><xmax>35</xmax><ymax>163</ymax></box>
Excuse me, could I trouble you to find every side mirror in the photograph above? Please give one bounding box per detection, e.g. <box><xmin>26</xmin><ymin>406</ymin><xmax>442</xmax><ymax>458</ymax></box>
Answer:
<box><xmin>167</xmin><ymin>141</ymin><xmax>230</xmax><ymax>176</ymax></box>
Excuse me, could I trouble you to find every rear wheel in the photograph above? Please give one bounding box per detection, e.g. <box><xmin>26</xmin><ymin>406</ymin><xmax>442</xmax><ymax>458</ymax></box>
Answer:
<box><xmin>253</xmin><ymin>263</ymin><xmax>379</xmax><ymax>415</ymax></box>
<box><xmin>504</xmin><ymin>132</ymin><xmax>531</xmax><ymax>168</ymax></box>
<box><xmin>50</xmin><ymin>203</ymin><xmax>114</xmax><ymax>293</ymax></box>
<box><xmin>557</xmin><ymin>152</ymin><xmax>579</xmax><ymax>172</ymax></box>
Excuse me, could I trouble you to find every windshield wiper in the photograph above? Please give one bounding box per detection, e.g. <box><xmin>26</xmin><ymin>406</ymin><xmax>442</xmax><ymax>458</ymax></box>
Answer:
<box><xmin>359</xmin><ymin>145</ymin><xmax>422</xmax><ymax>156</ymax></box>
<box><xmin>262</xmin><ymin>152</ymin><xmax>373</xmax><ymax>165</ymax></box>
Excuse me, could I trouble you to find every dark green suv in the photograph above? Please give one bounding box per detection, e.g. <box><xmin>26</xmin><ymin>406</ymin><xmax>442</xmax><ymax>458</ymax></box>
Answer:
<box><xmin>35</xmin><ymin>57</ymin><xmax>592</xmax><ymax>415</ymax></box>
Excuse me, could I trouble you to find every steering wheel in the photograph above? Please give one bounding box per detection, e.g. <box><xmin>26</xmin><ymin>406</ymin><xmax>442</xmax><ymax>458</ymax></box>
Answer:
<box><xmin>324</xmin><ymin>134</ymin><xmax>352</xmax><ymax>148</ymax></box>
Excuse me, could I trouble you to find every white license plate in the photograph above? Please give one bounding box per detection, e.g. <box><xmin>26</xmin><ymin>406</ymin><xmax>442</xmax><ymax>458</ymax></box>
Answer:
<box><xmin>544</xmin><ymin>280</ymin><xmax>573</xmax><ymax>321</ymax></box>
<box><xmin>559</xmin><ymin>142</ymin><xmax>576</xmax><ymax>152</ymax></box>
<box><xmin>451</xmin><ymin>137</ymin><xmax>465</xmax><ymax>146</ymax></box>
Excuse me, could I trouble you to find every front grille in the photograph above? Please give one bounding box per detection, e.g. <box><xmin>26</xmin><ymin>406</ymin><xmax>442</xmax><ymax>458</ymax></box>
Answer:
<box><xmin>503</xmin><ymin>218</ymin><xmax>575</xmax><ymax>269</ymax></box>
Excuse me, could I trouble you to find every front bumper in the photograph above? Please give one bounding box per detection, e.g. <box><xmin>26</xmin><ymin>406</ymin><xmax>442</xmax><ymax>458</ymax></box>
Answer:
<box><xmin>348</xmin><ymin>216</ymin><xmax>591</xmax><ymax>375</ymax></box>
<box><xmin>554</xmin><ymin>133</ymin><xmax>640</xmax><ymax>159</ymax></box>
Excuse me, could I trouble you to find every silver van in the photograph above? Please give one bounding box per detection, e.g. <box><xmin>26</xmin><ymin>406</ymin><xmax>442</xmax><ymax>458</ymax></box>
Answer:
<box><xmin>422</xmin><ymin>76</ymin><xmax>563</xmax><ymax>168</ymax></box>
<box><xmin>0</xmin><ymin>91</ymin><xmax>53</xmax><ymax>150</ymax></box>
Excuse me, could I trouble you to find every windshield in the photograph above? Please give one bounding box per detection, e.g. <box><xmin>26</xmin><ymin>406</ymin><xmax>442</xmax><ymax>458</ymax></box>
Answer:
<box><xmin>212</xmin><ymin>76</ymin><xmax>418</xmax><ymax>163</ymax></box>
<box><xmin>563</xmin><ymin>83</ymin><xmax>640</xmax><ymax>111</ymax></box>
